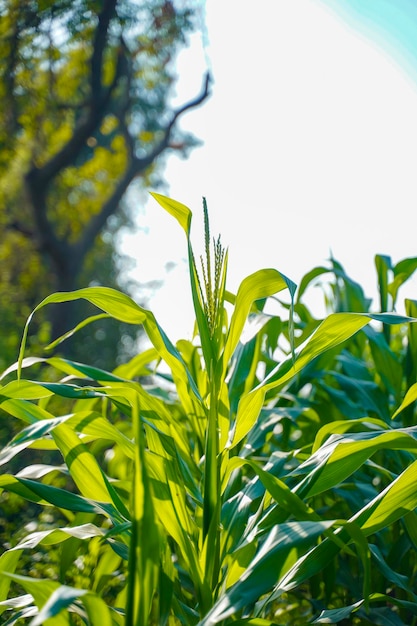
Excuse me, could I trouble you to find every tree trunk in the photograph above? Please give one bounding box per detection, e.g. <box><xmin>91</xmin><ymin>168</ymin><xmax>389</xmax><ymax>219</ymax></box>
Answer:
<box><xmin>48</xmin><ymin>252</ymin><xmax>83</xmax><ymax>356</ymax></box>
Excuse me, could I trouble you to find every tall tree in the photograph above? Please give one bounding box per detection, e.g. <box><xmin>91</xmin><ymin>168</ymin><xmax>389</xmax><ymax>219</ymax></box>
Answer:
<box><xmin>0</xmin><ymin>0</ymin><xmax>210</xmax><ymax>369</ymax></box>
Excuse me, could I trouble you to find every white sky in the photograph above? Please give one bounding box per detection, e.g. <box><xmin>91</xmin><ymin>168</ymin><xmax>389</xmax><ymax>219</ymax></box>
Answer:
<box><xmin>122</xmin><ymin>0</ymin><xmax>417</xmax><ymax>342</ymax></box>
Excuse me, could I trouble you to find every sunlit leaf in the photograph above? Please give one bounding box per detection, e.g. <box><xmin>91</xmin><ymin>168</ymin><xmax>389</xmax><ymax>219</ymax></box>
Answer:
<box><xmin>198</xmin><ymin>521</ymin><xmax>335</xmax><ymax>626</ymax></box>
<box><xmin>150</xmin><ymin>192</ymin><xmax>192</xmax><ymax>234</ymax></box>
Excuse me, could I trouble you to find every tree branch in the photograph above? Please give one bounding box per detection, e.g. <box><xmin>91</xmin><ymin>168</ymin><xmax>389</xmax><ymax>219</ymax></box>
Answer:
<box><xmin>75</xmin><ymin>72</ymin><xmax>212</xmax><ymax>261</ymax></box>
<box><xmin>91</xmin><ymin>0</ymin><xmax>118</xmax><ymax>103</ymax></box>
<box><xmin>113</xmin><ymin>37</ymin><xmax>136</xmax><ymax>159</ymax></box>
<box><xmin>6</xmin><ymin>220</ymin><xmax>35</xmax><ymax>240</ymax></box>
<box><xmin>133</xmin><ymin>72</ymin><xmax>212</xmax><ymax>170</ymax></box>
<box><xmin>74</xmin><ymin>162</ymin><xmax>139</xmax><ymax>264</ymax></box>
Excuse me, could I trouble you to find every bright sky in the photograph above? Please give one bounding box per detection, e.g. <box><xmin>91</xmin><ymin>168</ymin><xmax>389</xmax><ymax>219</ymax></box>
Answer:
<box><xmin>122</xmin><ymin>0</ymin><xmax>417</xmax><ymax>342</ymax></box>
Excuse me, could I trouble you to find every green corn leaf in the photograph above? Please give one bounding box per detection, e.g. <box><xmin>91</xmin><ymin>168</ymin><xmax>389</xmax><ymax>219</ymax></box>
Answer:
<box><xmin>33</xmin><ymin>287</ymin><xmax>146</xmax><ymax>324</ymax></box>
<box><xmin>311</xmin><ymin>600</ymin><xmax>364</xmax><ymax>624</ymax></box>
<box><xmin>353</xmin><ymin>458</ymin><xmax>417</xmax><ymax>534</ymax></box>
<box><xmin>230</xmin><ymin>311</ymin><xmax>417</xmax><ymax>449</ymax></box>
<box><xmin>2</xmin><ymin>354</ymin><xmax>144</xmax><ymax>383</ymax></box>
<box><xmin>79</xmin><ymin>590</ymin><xmax>119</xmax><ymax>626</ymax></box>
<box><xmin>146</xmin><ymin>452</ymin><xmax>209</xmax><ymax>610</ymax></box>
<box><xmin>331</xmin><ymin>258</ymin><xmax>373</xmax><ymax>312</ymax></box>
<box><xmin>273</xmin><ymin>459</ymin><xmax>417</xmax><ymax>599</ymax></box>
<box><xmin>146</xmin><ymin>454</ymin><xmax>195</xmax><ymax>543</ymax></box>
<box><xmin>0</xmin><ymin>593</ymin><xmax>34</xmax><ymax>611</ymax></box>
<box><xmin>0</xmin><ymin>380</ymin><xmax>54</xmax><ymax>400</ymax></box>
<box><xmin>392</xmin><ymin>382</ymin><xmax>417</xmax><ymax>419</ymax></box>
<box><xmin>151</xmin><ymin>192</ymin><xmax>213</xmax><ymax>367</ymax></box>
<box><xmin>0</xmin><ymin>550</ymin><xmax>24</xmax><ymax>614</ymax></box>
<box><xmin>66</xmin><ymin>413</ymin><xmax>134</xmax><ymax>457</ymax></box>
<box><xmin>374</xmin><ymin>254</ymin><xmax>392</xmax><ymax>313</ymax></box>
<box><xmin>45</xmin><ymin>313</ymin><xmax>112</xmax><ymax>351</ymax></box>
<box><xmin>221</xmin><ymin>268</ymin><xmax>296</xmax><ymax>377</ymax></box>
<box><xmin>113</xmin><ymin>348</ymin><xmax>159</xmax><ymax>379</ymax></box>
<box><xmin>312</xmin><ymin>417</ymin><xmax>387</xmax><ymax>453</ymax></box>
<box><xmin>17</xmin><ymin>288</ymin><xmax>146</xmax><ymax>377</ymax></box>
<box><xmin>125</xmin><ymin>392</ymin><xmax>160</xmax><ymax>626</ymax></box>
<box><xmin>363</xmin><ymin>326</ymin><xmax>402</xmax><ymax>399</ymax></box>
<box><xmin>4</xmin><ymin>380</ymin><xmax>102</xmax><ymax>401</ymax></box>
<box><xmin>11</xmin><ymin>524</ymin><xmax>105</xmax><ymax>551</ymax></box>
<box><xmin>0</xmin><ymin>474</ymin><xmax>115</xmax><ymax>516</ymax></box>
<box><xmin>270</xmin><ymin>311</ymin><xmax>415</xmax><ymax>389</ymax></box>
<box><xmin>95</xmin><ymin>383</ymin><xmax>197</xmax><ymax>477</ymax></box>
<box><xmin>369</xmin><ymin>543</ymin><xmax>417</xmax><ymax>600</ymax></box>
<box><xmin>229</xmin><ymin>313</ymin><xmax>372</xmax><ymax>448</ymax></box>
<box><xmin>368</xmin><ymin>593</ymin><xmax>417</xmax><ymax>617</ymax></box>
<box><xmin>403</xmin><ymin>510</ymin><xmax>417</xmax><ymax>547</ymax></box>
<box><xmin>17</xmin><ymin>287</ymin><xmax>202</xmax><ymax>406</ymax></box>
<box><xmin>226</xmin><ymin>617</ymin><xmax>279</xmax><ymax>626</ymax></box>
<box><xmin>224</xmin><ymin>457</ymin><xmax>316</xmax><ymax>521</ymax></box>
<box><xmin>274</xmin><ymin>526</ymin><xmax>353</xmax><ymax>597</ymax></box>
<box><xmin>313</xmin><ymin>594</ymin><xmax>417</xmax><ymax>624</ymax></box>
<box><xmin>0</xmin><ymin>397</ymin><xmax>54</xmax><ymax>424</ymax></box>
<box><xmin>1</xmin><ymin>574</ymin><xmax>68</xmax><ymax>625</ymax></box>
<box><xmin>342</xmin><ymin>523</ymin><xmax>371</xmax><ymax>611</ymax></box>
<box><xmin>294</xmin><ymin>427</ymin><xmax>417</xmax><ymax>499</ymax></box>
<box><xmin>0</xmin><ymin>410</ymin><xmax>130</xmax><ymax>467</ymax></box>
<box><xmin>43</xmin><ymin>357</ymin><xmax>127</xmax><ymax>382</ymax></box>
<box><xmin>227</xmin><ymin>316</ymin><xmax>271</xmax><ymax>415</ymax></box>
<box><xmin>150</xmin><ymin>191</ymin><xmax>191</xmax><ymax>233</ymax></box>
<box><xmin>51</xmin><ymin>422</ymin><xmax>115</xmax><ymax>503</ymax></box>
<box><xmin>296</xmin><ymin>265</ymin><xmax>330</xmax><ymax>302</ymax></box>
<box><xmin>389</xmin><ymin>256</ymin><xmax>417</xmax><ymax>304</ymax></box>
<box><xmin>197</xmin><ymin>521</ymin><xmax>335</xmax><ymax>626</ymax></box>
<box><xmin>404</xmin><ymin>300</ymin><xmax>417</xmax><ymax>391</ymax></box>
<box><xmin>7</xmin><ymin>577</ymin><xmax>114</xmax><ymax>626</ymax></box>
<box><xmin>90</xmin><ymin>544</ymin><xmax>123</xmax><ymax>595</ymax></box>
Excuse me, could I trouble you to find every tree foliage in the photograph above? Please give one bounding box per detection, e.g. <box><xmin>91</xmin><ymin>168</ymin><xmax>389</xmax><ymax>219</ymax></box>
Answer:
<box><xmin>0</xmin><ymin>0</ymin><xmax>210</xmax><ymax>370</ymax></box>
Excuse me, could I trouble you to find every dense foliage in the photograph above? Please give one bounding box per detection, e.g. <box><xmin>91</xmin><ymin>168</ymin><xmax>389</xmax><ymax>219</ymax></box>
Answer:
<box><xmin>0</xmin><ymin>0</ymin><xmax>209</xmax><ymax>370</ymax></box>
<box><xmin>1</xmin><ymin>194</ymin><xmax>417</xmax><ymax>625</ymax></box>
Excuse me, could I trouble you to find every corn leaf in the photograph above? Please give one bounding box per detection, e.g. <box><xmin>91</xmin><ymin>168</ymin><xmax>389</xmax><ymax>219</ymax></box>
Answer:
<box><xmin>294</xmin><ymin>428</ymin><xmax>417</xmax><ymax>499</ymax></box>
<box><xmin>26</xmin><ymin>582</ymin><xmax>113</xmax><ymax>626</ymax></box>
<box><xmin>221</xmin><ymin>268</ymin><xmax>296</xmax><ymax>376</ymax></box>
<box><xmin>1</xmin><ymin>574</ymin><xmax>68</xmax><ymax>625</ymax></box>
<box><xmin>51</xmin><ymin>423</ymin><xmax>114</xmax><ymax>503</ymax></box>
<box><xmin>231</xmin><ymin>312</ymin><xmax>417</xmax><ymax>448</ymax></box>
<box><xmin>125</xmin><ymin>393</ymin><xmax>160</xmax><ymax>626</ymax></box>
<box><xmin>197</xmin><ymin>521</ymin><xmax>335</xmax><ymax>626</ymax></box>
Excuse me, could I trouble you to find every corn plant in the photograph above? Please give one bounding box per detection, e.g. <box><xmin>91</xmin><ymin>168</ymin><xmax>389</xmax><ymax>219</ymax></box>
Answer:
<box><xmin>1</xmin><ymin>194</ymin><xmax>417</xmax><ymax>625</ymax></box>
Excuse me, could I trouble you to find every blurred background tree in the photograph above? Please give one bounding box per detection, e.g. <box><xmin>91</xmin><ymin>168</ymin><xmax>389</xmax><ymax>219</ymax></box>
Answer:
<box><xmin>0</xmin><ymin>0</ymin><xmax>210</xmax><ymax>371</ymax></box>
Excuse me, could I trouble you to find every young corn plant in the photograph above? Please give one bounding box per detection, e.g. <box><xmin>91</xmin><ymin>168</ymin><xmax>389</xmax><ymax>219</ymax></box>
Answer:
<box><xmin>1</xmin><ymin>194</ymin><xmax>417</xmax><ymax>625</ymax></box>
